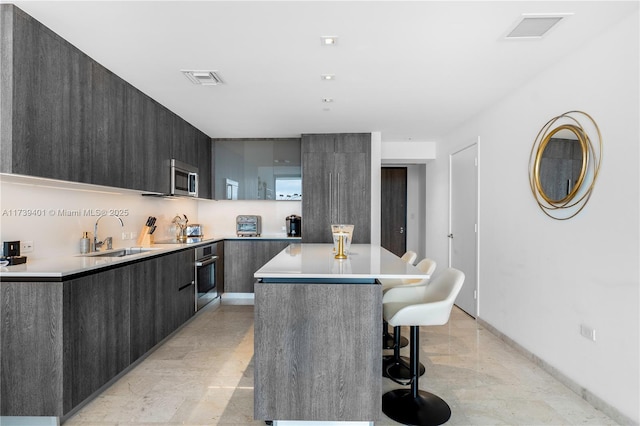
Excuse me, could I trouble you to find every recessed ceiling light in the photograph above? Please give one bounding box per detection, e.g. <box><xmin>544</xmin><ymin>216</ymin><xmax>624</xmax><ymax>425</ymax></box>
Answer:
<box><xmin>181</xmin><ymin>70</ymin><xmax>224</xmax><ymax>85</ymax></box>
<box><xmin>321</xmin><ymin>36</ymin><xmax>338</xmax><ymax>46</ymax></box>
<box><xmin>322</xmin><ymin>98</ymin><xmax>334</xmax><ymax>103</ymax></box>
<box><xmin>505</xmin><ymin>13</ymin><xmax>572</xmax><ymax>39</ymax></box>
<box><xmin>321</xmin><ymin>74</ymin><xmax>336</xmax><ymax>81</ymax></box>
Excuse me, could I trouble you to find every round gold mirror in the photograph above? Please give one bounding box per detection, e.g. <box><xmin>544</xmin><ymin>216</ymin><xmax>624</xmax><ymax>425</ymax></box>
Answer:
<box><xmin>529</xmin><ymin>111</ymin><xmax>602</xmax><ymax>220</ymax></box>
<box><xmin>534</xmin><ymin>124</ymin><xmax>588</xmax><ymax>204</ymax></box>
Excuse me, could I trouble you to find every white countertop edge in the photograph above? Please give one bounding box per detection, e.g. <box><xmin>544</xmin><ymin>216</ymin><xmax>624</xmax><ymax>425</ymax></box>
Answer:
<box><xmin>0</xmin><ymin>237</ymin><xmax>225</xmax><ymax>279</ymax></box>
<box><xmin>254</xmin><ymin>244</ymin><xmax>431</xmax><ymax>281</ymax></box>
<box><xmin>255</xmin><ymin>273</ymin><xmax>427</xmax><ymax>280</ymax></box>
<box><xmin>0</xmin><ymin>236</ymin><xmax>300</xmax><ymax>279</ymax></box>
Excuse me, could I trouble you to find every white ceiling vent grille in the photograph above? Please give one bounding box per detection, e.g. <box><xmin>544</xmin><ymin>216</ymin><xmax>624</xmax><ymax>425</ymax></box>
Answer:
<box><xmin>181</xmin><ymin>70</ymin><xmax>224</xmax><ymax>85</ymax></box>
<box><xmin>506</xmin><ymin>14</ymin><xmax>572</xmax><ymax>39</ymax></box>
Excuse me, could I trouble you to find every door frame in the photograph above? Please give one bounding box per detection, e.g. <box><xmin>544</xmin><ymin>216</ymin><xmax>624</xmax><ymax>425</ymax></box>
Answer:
<box><xmin>448</xmin><ymin>138</ymin><xmax>480</xmax><ymax>317</ymax></box>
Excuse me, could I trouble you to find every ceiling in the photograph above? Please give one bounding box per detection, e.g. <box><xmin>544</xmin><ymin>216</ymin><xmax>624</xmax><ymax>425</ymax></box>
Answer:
<box><xmin>7</xmin><ymin>1</ymin><xmax>638</xmax><ymax>143</ymax></box>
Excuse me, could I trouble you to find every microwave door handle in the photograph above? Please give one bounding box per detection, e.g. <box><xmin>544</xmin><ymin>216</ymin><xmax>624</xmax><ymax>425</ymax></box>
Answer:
<box><xmin>189</xmin><ymin>172</ymin><xmax>198</xmax><ymax>196</ymax></box>
<box><xmin>195</xmin><ymin>255</ymin><xmax>218</xmax><ymax>267</ymax></box>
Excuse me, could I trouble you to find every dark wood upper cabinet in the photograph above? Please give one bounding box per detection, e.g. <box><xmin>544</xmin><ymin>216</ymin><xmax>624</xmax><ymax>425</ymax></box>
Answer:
<box><xmin>0</xmin><ymin>4</ymin><xmax>212</xmax><ymax>198</ymax></box>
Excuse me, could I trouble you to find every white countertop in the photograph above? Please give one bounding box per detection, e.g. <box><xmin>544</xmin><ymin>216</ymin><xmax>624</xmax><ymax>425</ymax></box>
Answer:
<box><xmin>0</xmin><ymin>234</ymin><xmax>300</xmax><ymax>280</ymax></box>
<box><xmin>254</xmin><ymin>243</ymin><xmax>429</xmax><ymax>281</ymax></box>
<box><xmin>0</xmin><ymin>238</ymin><xmax>222</xmax><ymax>279</ymax></box>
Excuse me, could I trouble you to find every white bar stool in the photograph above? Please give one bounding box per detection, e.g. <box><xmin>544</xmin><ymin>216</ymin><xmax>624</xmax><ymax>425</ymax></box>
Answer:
<box><xmin>381</xmin><ymin>268</ymin><xmax>465</xmax><ymax>426</ymax></box>
<box><xmin>382</xmin><ymin>258</ymin><xmax>436</xmax><ymax>382</ymax></box>
<box><xmin>380</xmin><ymin>251</ymin><xmax>418</xmax><ymax>349</ymax></box>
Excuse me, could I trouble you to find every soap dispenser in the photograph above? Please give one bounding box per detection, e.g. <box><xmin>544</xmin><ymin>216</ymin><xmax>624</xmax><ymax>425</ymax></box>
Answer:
<box><xmin>80</xmin><ymin>232</ymin><xmax>90</xmax><ymax>254</ymax></box>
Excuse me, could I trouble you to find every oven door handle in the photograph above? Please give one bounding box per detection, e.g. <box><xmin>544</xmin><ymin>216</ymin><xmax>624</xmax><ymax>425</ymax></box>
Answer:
<box><xmin>196</xmin><ymin>255</ymin><xmax>218</xmax><ymax>267</ymax></box>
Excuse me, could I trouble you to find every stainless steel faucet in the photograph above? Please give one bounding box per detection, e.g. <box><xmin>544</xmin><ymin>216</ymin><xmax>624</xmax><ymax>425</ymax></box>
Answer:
<box><xmin>94</xmin><ymin>214</ymin><xmax>124</xmax><ymax>251</ymax></box>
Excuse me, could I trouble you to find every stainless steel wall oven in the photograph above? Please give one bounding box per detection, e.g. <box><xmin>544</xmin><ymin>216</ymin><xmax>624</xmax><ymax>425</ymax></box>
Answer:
<box><xmin>195</xmin><ymin>243</ymin><xmax>219</xmax><ymax>310</ymax></box>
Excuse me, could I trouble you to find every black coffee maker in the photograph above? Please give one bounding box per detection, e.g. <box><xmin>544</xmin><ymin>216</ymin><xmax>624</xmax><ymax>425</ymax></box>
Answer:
<box><xmin>286</xmin><ymin>215</ymin><xmax>302</xmax><ymax>237</ymax></box>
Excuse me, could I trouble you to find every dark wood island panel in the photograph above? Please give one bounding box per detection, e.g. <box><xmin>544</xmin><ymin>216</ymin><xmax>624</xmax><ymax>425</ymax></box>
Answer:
<box><xmin>254</xmin><ymin>282</ymin><xmax>382</xmax><ymax>421</ymax></box>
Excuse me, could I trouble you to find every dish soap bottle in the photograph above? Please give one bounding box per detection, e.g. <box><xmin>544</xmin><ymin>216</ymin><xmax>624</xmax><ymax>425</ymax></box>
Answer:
<box><xmin>80</xmin><ymin>232</ymin><xmax>90</xmax><ymax>254</ymax></box>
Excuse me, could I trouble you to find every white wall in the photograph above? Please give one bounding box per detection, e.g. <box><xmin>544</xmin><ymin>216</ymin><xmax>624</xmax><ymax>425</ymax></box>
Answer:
<box><xmin>0</xmin><ymin>175</ymin><xmax>199</xmax><ymax>259</ymax></box>
<box><xmin>197</xmin><ymin>199</ymin><xmax>301</xmax><ymax>237</ymax></box>
<box><xmin>426</xmin><ymin>11</ymin><xmax>639</xmax><ymax>423</ymax></box>
<box><xmin>406</xmin><ymin>164</ymin><xmax>426</xmax><ymax>260</ymax></box>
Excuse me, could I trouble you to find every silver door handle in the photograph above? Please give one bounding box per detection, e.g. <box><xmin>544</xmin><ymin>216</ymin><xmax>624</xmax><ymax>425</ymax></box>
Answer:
<box><xmin>329</xmin><ymin>172</ymin><xmax>333</xmax><ymax>223</ymax></box>
<box><xmin>336</xmin><ymin>173</ymin><xmax>340</xmax><ymax>223</ymax></box>
<box><xmin>196</xmin><ymin>255</ymin><xmax>218</xmax><ymax>267</ymax></box>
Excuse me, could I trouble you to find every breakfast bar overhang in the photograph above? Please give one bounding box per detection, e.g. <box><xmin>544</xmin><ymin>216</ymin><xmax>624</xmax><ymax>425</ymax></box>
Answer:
<box><xmin>253</xmin><ymin>243</ymin><xmax>430</xmax><ymax>424</ymax></box>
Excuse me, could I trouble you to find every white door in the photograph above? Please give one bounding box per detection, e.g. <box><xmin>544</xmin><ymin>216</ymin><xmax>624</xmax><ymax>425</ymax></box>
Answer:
<box><xmin>449</xmin><ymin>142</ymin><xmax>478</xmax><ymax>317</ymax></box>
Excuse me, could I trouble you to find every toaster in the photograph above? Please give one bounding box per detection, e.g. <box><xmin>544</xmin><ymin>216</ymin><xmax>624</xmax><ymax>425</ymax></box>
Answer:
<box><xmin>236</xmin><ymin>215</ymin><xmax>262</xmax><ymax>237</ymax></box>
<box><xmin>185</xmin><ymin>224</ymin><xmax>203</xmax><ymax>238</ymax></box>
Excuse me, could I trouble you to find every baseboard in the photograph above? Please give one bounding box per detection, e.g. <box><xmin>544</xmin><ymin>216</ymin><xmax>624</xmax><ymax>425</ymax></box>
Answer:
<box><xmin>477</xmin><ymin>317</ymin><xmax>637</xmax><ymax>426</ymax></box>
<box><xmin>221</xmin><ymin>292</ymin><xmax>255</xmax><ymax>304</ymax></box>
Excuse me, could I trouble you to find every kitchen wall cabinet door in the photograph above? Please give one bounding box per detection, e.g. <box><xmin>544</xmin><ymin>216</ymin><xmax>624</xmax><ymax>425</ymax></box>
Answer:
<box><xmin>301</xmin><ymin>133</ymin><xmax>371</xmax><ymax>244</ymax></box>
<box><xmin>196</xmin><ymin>133</ymin><xmax>213</xmax><ymax>199</ymax></box>
<box><xmin>1</xmin><ymin>5</ymin><xmax>212</xmax><ymax>197</ymax></box>
<box><xmin>123</xmin><ymin>86</ymin><xmax>172</xmax><ymax>194</ymax></box>
<box><xmin>89</xmin><ymin>64</ymin><xmax>126</xmax><ymax>188</ymax></box>
<box><xmin>224</xmin><ymin>240</ymin><xmax>290</xmax><ymax>293</ymax></box>
<box><xmin>64</xmin><ymin>269</ymin><xmax>131</xmax><ymax>411</ymax></box>
<box><xmin>4</xmin><ymin>6</ymin><xmax>92</xmax><ymax>184</ymax></box>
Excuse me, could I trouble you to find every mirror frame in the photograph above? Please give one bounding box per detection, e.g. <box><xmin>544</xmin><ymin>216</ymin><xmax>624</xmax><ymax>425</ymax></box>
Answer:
<box><xmin>528</xmin><ymin>111</ymin><xmax>602</xmax><ymax>220</ymax></box>
<box><xmin>533</xmin><ymin>124</ymin><xmax>588</xmax><ymax>205</ymax></box>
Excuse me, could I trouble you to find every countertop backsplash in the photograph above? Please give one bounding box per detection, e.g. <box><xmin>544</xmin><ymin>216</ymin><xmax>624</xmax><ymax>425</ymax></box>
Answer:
<box><xmin>0</xmin><ymin>175</ymin><xmax>198</xmax><ymax>259</ymax></box>
<box><xmin>0</xmin><ymin>174</ymin><xmax>301</xmax><ymax>260</ymax></box>
<box><xmin>197</xmin><ymin>199</ymin><xmax>302</xmax><ymax>237</ymax></box>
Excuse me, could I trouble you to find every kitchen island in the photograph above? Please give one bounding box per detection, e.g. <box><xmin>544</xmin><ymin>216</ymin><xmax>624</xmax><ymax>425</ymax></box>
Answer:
<box><xmin>253</xmin><ymin>243</ymin><xmax>429</xmax><ymax>425</ymax></box>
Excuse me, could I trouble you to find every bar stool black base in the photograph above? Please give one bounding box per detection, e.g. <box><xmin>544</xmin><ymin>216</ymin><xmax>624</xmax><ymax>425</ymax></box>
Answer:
<box><xmin>382</xmin><ymin>388</ymin><xmax>451</xmax><ymax>426</ymax></box>
<box><xmin>383</xmin><ymin>355</ymin><xmax>425</xmax><ymax>382</ymax></box>
<box><xmin>383</xmin><ymin>333</ymin><xmax>408</xmax><ymax>349</ymax></box>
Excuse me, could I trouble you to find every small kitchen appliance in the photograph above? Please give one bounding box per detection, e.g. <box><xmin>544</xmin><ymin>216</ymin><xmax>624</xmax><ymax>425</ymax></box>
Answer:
<box><xmin>1</xmin><ymin>240</ymin><xmax>27</xmax><ymax>265</ymax></box>
<box><xmin>286</xmin><ymin>215</ymin><xmax>302</xmax><ymax>237</ymax></box>
<box><xmin>170</xmin><ymin>159</ymin><xmax>198</xmax><ymax>197</ymax></box>
<box><xmin>195</xmin><ymin>242</ymin><xmax>219</xmax><ymax>311</ymax></box>
<box><xmin>236</xmin><ymin>215</ymin><xmax>262</xmax><ymax>237</ymax></box>
<box><xmin>186</xmin><ymin>224</ymin><xmax>204</xmax><ymax>238</ymax></box>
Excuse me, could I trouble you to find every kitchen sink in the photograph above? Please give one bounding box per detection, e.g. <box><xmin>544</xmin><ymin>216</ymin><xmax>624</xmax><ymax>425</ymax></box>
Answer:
<box><xmin>83</xmin><ymin>247</ymin><xmax>160</xmax><ymax>258</ymax></box>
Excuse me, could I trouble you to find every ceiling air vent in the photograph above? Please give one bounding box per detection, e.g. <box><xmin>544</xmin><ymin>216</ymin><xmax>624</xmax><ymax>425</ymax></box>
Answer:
<box><xmin>181</xmin><ymin>70</ymin><xmax>224</xmax><ymax>85</ymax></box>
<box><xmin>505</xmin><ymin>14</ymin><xmax>572</xmax><ymax>39</ymax></box>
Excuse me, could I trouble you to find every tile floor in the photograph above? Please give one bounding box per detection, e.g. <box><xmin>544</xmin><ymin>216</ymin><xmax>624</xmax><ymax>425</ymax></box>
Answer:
<box><xmin>65</xmin><ymin>301</ymin><xmax>618</xmax><ymax>425</ymax></box>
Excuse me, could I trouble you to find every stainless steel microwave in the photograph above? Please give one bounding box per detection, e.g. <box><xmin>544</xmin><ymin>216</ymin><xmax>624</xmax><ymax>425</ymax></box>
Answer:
<box><xmin>171</xmin><ymin>159</ymin><xmax>198</xmax><ymax>197</ymax></box>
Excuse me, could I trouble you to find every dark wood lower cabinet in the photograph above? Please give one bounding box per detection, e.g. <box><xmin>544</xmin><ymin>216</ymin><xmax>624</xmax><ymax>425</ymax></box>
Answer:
<box><xmin>0</xmin><ymin>249</ymin><xmax>195</xmax><ymax>417</ymax></box>
<box><xmin>224</xmin><ymin>240</ymin><xmax>292</xmax><ymax>293</ymax></box>
<box><xmin>65</xmin><ymin>269</ymin><xmax>131</xmax><ymax>410</ymax></box>
<box><xmin>254</xmin><ymin>281</ymin><xmax>382</xmax><ymax>421</ymax></box>
<box><xmin>130</xmin><ymin>250</ymin><xmax>195</xmax><ymax>360</ymax></box>
<box><xmin>0</xmin><ymin>282</ymin><xmax>64</xmax><ymax>416</ymax></box>
<box><xmin>129</xmin><ymin>258</ymin><xmax>160</xmax><ymax>360</ymax></box>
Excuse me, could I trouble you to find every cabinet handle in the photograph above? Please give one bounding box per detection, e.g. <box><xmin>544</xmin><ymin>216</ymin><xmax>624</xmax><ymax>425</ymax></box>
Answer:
<box><xmin>178</xmin><ymin>282</ymin><xmax>193</xmax><ymax>291</ymax></box>
<box><xmin>400</xmin><ymin>227</ymin><xmax>404</xmax><ymax>234</ymax></box>
<box><xmin>336</xmin><ymin>173</ymin><xmax>341</xmax><ymax>223</ymax></box>
<box><xmin>329</xmin><ymin>172</ymin><xmax>333</xmax><ymax>223</ymax></box>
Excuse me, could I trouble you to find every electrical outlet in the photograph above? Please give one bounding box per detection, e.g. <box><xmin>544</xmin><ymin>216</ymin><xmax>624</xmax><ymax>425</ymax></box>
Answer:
<box><xmin>580</xmin><ymin>324</ymin><xmax>596</xmax><ymax>342</ymax></box>
<box><xmin>130</xmin><ymin>232</ymin><xmax>137</xmax><ymax>240</ymax></box>
<box><xmin>121</xmin><ymin>232</ymin><xmax>129</xmax><ymax>240</ymax></box>
<box><xmin>21</xmin><ymin>240</ymin><xmax>34</xmax><ymax>253</ymax></box>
